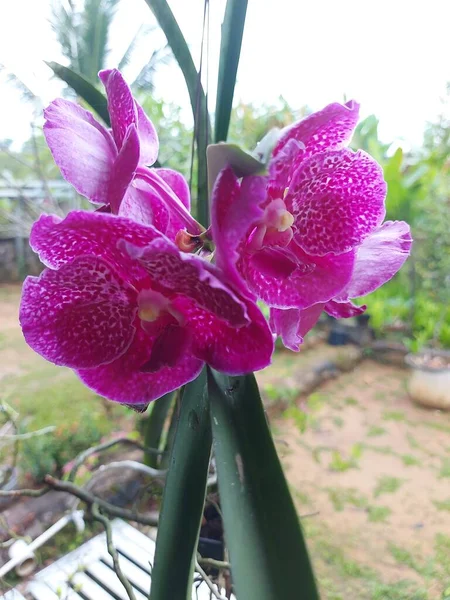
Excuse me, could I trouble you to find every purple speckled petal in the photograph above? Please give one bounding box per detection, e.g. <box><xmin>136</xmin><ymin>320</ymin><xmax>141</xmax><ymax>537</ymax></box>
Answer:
<box><xmin>211</xmin><ymin>168</ymin><xmax>266</xmax><ymax>294</ymax></box>
<box><xmin>108</xmin><ymin>124</ymin><xmax>140</xmax><ymax>213</ymax></box>
<box><xmin>173</xmin><ymin>295</ymin><xmax>274</xmax><ymax>374</ymax></box>
<box><xmin>119</xmin><ymin>177</ymin><xmax>170</xmax><ymax>232</ymax></box>
<box><xmin>154</xmin><ymin>168</ymin><xmax>191</xmax><ymax>210</ymax></box>
<box><xmin>30</xmin><ymin>211</ymin><xmax>161</xmax><ymax>282</ymax></box>
<box><xmin>134</xmin><ymin>100</ymin><xmax>158</xmax><ymax>166</ymax></box>
<box><xmin>20</xmin><ymin>257</ymin><xmax>137</xmax><ymax>369</ymax></box>
<box><xmin>78</xmin><ymin>325</ymin><xmax>203</xmax><ymax>405</ymax></box>
<box><xmin>324</xmin><ymin>299</ymin><xmax>366</xmax><ymax>318</ymax></box>
<box><xmin>269</xmin><ymin>303</ymin><xmax>324</xmax><ymax>351</ymax></box>
<box><xmin>122</xmin><ymin>238</ymin><xmax>249</xmax><ymax>327</ymax></box>
<box><xmin>273</xmin><ymin>100</ymin><xmax>360</xmax><ymax>166</ymax></box>
<box><xmin>120</xmin><ymin>171</ymin><xmax>191</xmax><ymax>239</ymax></box>
<box><xmin>268</xmin><ymin>138</ymin><xmax>305</xmax><ymax>198</ymax></box>
<box><xmin>286</xmin><ymin>149</ymin><xmax>387</xmax><ymax>256</ymax></box>
<box><xmin>43</xmin><ymin>99</ymin><xmax>117</xmax><ymax>204</ymax></box>
<box><xmin>99</xmin><ymin>69</ymin><xmax>138</xmax><ymax>151</ymax></box>
<box><xmin>241</xmin><ymin>244</ymin><xmax>355</xmax><ymax>309</ymax></box>
<box><xmin>335</xmin><ymin>221</ymin><xmax>412</xmax><ymax>300</ymax></box>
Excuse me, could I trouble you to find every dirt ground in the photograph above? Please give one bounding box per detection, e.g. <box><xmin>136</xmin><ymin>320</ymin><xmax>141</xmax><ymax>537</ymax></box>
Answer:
<box><xmin>1</xmin><ymin>284</ymin><xmax>450</xmax><ymax>599</ymax></box>
<box><xmin>266</xmin><ymin>359</ymin><xmax>450</xmax><ymax>599</ymax></box>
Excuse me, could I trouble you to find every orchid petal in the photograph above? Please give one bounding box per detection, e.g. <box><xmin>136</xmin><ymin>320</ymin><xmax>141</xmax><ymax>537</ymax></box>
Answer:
<box><xmin>43</xmin><ymin>99</ymin><xmax>116</xmax><ymax>204</ymax></box>
<box><xmin>122</xmin><ymin>237</ymin><xmax>249</xmax><ymax>327</ymax></box>
<box><xmin>119</xmin><ymin>177</ymin><xmax>169</xmax><ymax>232</ymax></box>
<box><xmin>241</xmin><ymin>244</ymin><xmax>355</xmax><ymax>309</ymax></box>
<box><xmin>273</xmin><ymin>100</ymin><xmax>360</xmax><ymax>165</ymax></box>
<box><xmin>108</xmin><ymin>124</ymin><xmax>140</xmax><ymax>213</ymax></box>
<box><xmin>99</xmin><ymin>69</ymin><xmax>138</xmax><ymax>150</ymax></box>
<box><xmin>20</xmin><ymin>257</ymin><xmax>137</xmax><ymax>369</ymax></box>
<box><xmin>335</xmin><ymin>221</ymin><xmax>412</xmax><ymax>300</ymax></box>
<box><xmin>286</xmin><ymin>149</ymin><xmax>387</xmax><ymax>256</ymax></box>
<box><xmin>173</xmin><ymin>296</ymin><xmax>274</xmax><ymax>374</ymax></box>
<box><xmin>30</xmin><ymin>211</ymin><xmax>161</xmax><ymax>282</ymax></box>
<box><xmin>211</xmin><ymin>168</ymin><xmax>266</xmax><ymax>293</ymax></box>
<box><xmin>324</xmin><ymin>299</ymin><xmax>366</xmax><ymax>318</ymax></box>
<box><xmin>154</xmin><ymin>168</ymin><xmax>191</xmax><ymax>210</ymax></box>
<box><xmin>268</xmin><ymin>138</ymin><xmax>305</xmax><ymax>198</ymax></box>
<box><xmin>269</xmin><ymin>303</ymin><xmax>324</xmax><ymax>351</ymax></box>
<box><xmin>134</xmin><ymin>100</ymin><xmax>159</xmax><ymax>166</ymax></box>
<box><xmin>78</xmin><ymin>326</ymin><xmax>203</xmax><ymax>405</ymax></box>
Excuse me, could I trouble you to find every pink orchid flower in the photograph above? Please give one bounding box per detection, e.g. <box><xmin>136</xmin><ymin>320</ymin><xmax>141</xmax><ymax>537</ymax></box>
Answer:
<box><xmin>44</xmin><ymin>69</ymin><xmax>200</xmax><ymax>239</ymax></box>
<box><xmin>211</xmin><ymin>101</ymin><xmax>412</xmax><ymax>350</ymax></box>
<box><xmin>19</xmin><ymin>211</ymin><xmax>273</xmax><ymax>406</ymax></box>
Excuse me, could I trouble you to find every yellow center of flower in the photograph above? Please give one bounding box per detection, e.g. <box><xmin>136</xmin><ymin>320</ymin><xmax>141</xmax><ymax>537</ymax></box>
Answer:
<box><xmin>138</xmin><ymin>290</ymin><xmax>170</xmax><ymax>323</ymax></box>
<box><xmin>137</xmin><ymin>289</ymin><xmax>185</xmax><ymax>325</ymax></box>
<box><xmin>277</xmin><ymin>210</ymin><xmax>294</xmax><ymax>232</ymax></box>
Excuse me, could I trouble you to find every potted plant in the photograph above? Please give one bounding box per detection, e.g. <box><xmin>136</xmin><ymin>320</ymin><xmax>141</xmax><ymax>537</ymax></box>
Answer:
<box><xmin>405</xmin><ymin>350</ymin><xmax>450</xmax><ymax>410</ymax></box>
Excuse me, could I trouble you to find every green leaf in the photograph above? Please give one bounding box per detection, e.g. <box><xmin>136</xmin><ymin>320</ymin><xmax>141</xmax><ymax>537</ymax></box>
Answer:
<box><xmin>208</xmin><ymin>369</ymin><xmax>319</xmax><ymax>600</ymax></box>
<box><xmin>46</xmin><ymin>61</ymin><xmax>110</xmax><ymax>126</ymax></box>
<box><xmin>143</xmin><ymin>0</ymin><xmax>211</xmax><ymax>226</ymax></box>
<box><xmin>214</xmin><ymin>0</ymin><xmax>248</xmax><ymax>143</ymax></box>
<box><xmin>143</xmin><ymin>391</ymin><xmax>173</xmax><ymax>468</ymax></box>
<box><xmin>150</xmin><ymin>369</ymin><xmax>212</xmax><ymax>600</ymax></box>
<box><xmin>207</xmin><ymin>143</ymin><xmax>266</xmax><ymax>194</ymax></box>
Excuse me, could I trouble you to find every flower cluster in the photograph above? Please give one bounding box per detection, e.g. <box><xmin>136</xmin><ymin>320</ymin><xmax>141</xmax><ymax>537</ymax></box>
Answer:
<box><xmin>20</xmin><ymin>70</ymin><xmax>411</xmax><ymax>407</ymax></box>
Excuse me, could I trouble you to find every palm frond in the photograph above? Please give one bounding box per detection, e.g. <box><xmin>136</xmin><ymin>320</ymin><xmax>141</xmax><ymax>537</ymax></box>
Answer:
<box><xmin>118</xmin><ymin>23</ymin><xmax>157</xmax><ymax>71</ymax></box>
<box><xmin>78</xmin><ymin>0</ymin><xmax>120</xmax><ymax>82</ymax></box>
<box><xmin>131</xmin><ymin>45</ymin><xmax>172</xmax><ymax>93</ymax></box>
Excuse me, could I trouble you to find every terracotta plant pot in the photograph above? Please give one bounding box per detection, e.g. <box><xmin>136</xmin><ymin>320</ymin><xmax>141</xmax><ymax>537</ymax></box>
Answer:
<box><xmin>405</xmin><ymin>350</ymin><xmax>450</xmax><ymax>410</ymax></box>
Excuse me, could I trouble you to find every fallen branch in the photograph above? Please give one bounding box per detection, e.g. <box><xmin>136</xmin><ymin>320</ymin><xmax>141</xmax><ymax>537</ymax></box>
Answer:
<box><xmin>195</xmin><ymin>558</ymin><xmax>227</xmax><ymax>600</ymax></box>
<box><xmin>44</xmin><ymin>475</ymin><xmax>159</xmax><ymax>526</ymax></box>
<box><xmin>67</xmin><ymin>437</ymin><xmax>164</xmax><ymax>482</ymax></box>
<box><xmin>91</xmin><ymin>503</ymin><xmax>137</xmax><ymax>600</ymax></box>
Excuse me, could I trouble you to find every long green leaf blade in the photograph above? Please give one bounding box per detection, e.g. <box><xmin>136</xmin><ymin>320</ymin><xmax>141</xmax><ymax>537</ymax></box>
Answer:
<box><xmin>214</xmin><ymin>0</ymin><xmax>248</xmax><ymax>143</ymax></box>
<box><xmin>143</xmin><ymin>391</ymin><xmax>173</xmax><ymax>468</ymax></box>
<box><xmin>46</xmin><ymin>61</ymin><xmax>110</xmax><ymax>125</ymax></box>
<box><xmin>150</xmin><ymin>369</ymin><xmax>212</xmax><ymax>600</ymax></box>
<box><xmin>143</xmin><ymin>0</ymin><xmax>210</xmax><ymax>226</ymax></box>
<box><xmin>208</xmin><ymin>369</ymin><xmax>319</xmax><ymax>600</ymax></box>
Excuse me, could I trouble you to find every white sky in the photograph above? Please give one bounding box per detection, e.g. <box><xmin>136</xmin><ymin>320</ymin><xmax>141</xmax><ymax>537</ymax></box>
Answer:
<box><xmin>0</xmin><ymin>0</ymin><xmax>449</xmax><ymax>150</ymax></box>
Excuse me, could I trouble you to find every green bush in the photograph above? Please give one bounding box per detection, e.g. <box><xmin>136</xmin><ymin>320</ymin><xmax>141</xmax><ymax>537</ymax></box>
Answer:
<box><xmin>20</xmin><ymin>412</ymin><xmax>104</xmax><ymax>482</ymax></box>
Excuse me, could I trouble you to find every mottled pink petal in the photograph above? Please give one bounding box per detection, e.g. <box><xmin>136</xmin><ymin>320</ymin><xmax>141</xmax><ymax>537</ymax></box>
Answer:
<box><xmin>99</xmin><ymin>69</ymin><xmax>138</xmax><ymax>151</ymax></box>
<box><xmin>286</xmin><ymin>149</ymin><xmax>387</xmax><ymax>256</ymax></box>
<box><xmin>122</xmin><ymin>238</ymin><xmax>249</xmax><ymax>327</ymax></box>
<box><xmin>211</xmin><ymin>168</ymin><xmax>266</xmax><ymax>293</ymax></box>
<box><xmin>324</xmin><ymin>299</ymin><xmax>366</xmax><ymax>318</ymax></box>
<box><xmin>20</xmin><ymin>257</ymin><xmax>137</xmax><ymax>369</ymax></box>
<box><xmin>108</xmin><ymin>124</ymin><xmax>140</xmax><ymax>213</ymax></box>
<box><xmin>137</xmin><ymin>167</ymin><xmax>202</xmax><ymax>235</ymax></box>
<box><xmin>273</xmin><ymin>100</ymin><xmax>360</xmax><ymax>164</ymax></box>
<box><xmin>119</xmin><ymin>177</ymin><xmax>169</xmax><ymax>232</ymax></box>
<box><xmin>78</xmin><ymin>326</ymin><xmax>203</xmax><ymax>405</ymax></box>
<box><xmin>268</xmin><ymin>138</ymin><xmax>305</xmax><ymax>198</ymax></box>
<box><xmin>173</xmin><ymin>296</ymin><xmax>274</xmax><ymax>374</ymax></box>
<box><xmin>240</xmin><ymin>244</ymin><xmax>355</xmax><ymax>309</ymax></box>
<box><xmin>134</xmin><ymin>100</ymin><xmax>158</xmax><ymax>166</ymax></box>
<box><xmin>335</xmin><ymin>221</ymin><xmax>412</xmax><ymax>300</ymax></box>
<box><xmin>269</xmin><ymin>303</ymin><xmax>324</xmax><ymax>351</ymax></box>
<box><xmin>43</xmin><ymin>99</ymin><xmax>116</xmax><ymax>204</ymax></box>
<box><xmin>155</xmin><ymin>168</ymin><xmax>191</xmax><ymax>210</ymax></box>
<box><xmin>30</xmin><ymin>211</ymin><xmax>161</xmax><ymax>282</ymax></box>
